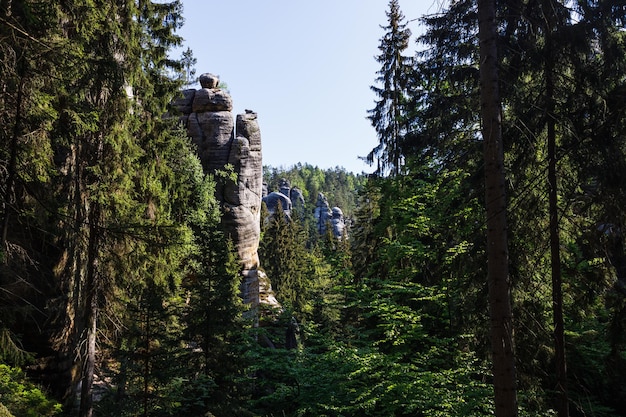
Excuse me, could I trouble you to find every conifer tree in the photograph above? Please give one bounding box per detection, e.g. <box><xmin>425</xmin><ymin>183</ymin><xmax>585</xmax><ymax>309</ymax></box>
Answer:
<box><xmin>181</xmin><ymin>225</ymin><xmax>247</xmax><ymax>415</ymax></box>
<box><xmin>0</xmin><ymin>0</ymin><xmax>61</xmax><ymax>370</ymax></box>
<box><xmin>111</xmin><ymin>280</ymin><xmax>187</xmax><ymax>417</ymax></box>
<box><xmin>499</xmin><ymin>2</ymin><xmax>626</xmax><ymax>414</ymax></box>
<box><xmin>45</xmin><ymin>4</ymin><xmax>139</xmax><ymax>415</ymax></box>
<box><xmin>366</xmin><ymin>0</ymin><xmax>413</xmax><ymax>176</ymax></box>
<box><xmin>39</xmin><ymin>1</ymin><xmax>187</xmax><ymax>415</ymax></box>
<box><xmin>350</xmin><ymin>179</ymin><xmax>382</xmax><ymax>282</ymax></box>
<box><xmin>0</xmin><ymin>0</ymin><xmax>59</xmax><ymax>249</ymax></box>
<box><xmin>411</xmin><ymin>0</ymin><xmax>626</xmax><ymax>414</ymax></box>
<box><xmin>478</xmin><ymin>0</ymin><xmax>517</xmax><ymax>414</ymax></box>
<box><xmin>259</xmin><ymin>204</ymin><xmax>308</xmax><ymax>315</ymax></box>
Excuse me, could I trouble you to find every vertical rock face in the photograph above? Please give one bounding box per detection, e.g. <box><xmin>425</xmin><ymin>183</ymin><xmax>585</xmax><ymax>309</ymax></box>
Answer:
<box><xmin>330</xmin><ymin>206</ymin><xmax>347</xmax><ymax>239</ymax></box>
<box><xmin>314</xmin><ymin>192</ymin><xmax>331</xmax><ymax>234</ymax></box>
<box><xmin>262</xmin><ymin>178</ymin><xmax>305</xmax><ymax>220</ymax></box>
<box><xmin>263</xmin><ymin>180</ymin><xmax>346</xmax><ymax>238</ymax></box>
<box><xmin>175</xmin><ymin>73</ymin><xmax>279</xmax><ymax>312</ymax></box>
<box><xmin>262</xmin><ymin>191</ymin><xmax>293</xmax><ymax>218</ymax></box>
<box><xmin>314</xmin><ymin>192</ymin><xmax>347</xmax><ymax>239</ymax></box>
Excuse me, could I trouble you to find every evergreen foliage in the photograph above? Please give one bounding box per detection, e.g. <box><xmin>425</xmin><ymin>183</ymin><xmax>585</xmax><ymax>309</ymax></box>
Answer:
<box><xmin>1</xmin><ymin>0</ymin><xmax>626</xmax><ymax>416</ymax></box>
<box><xmin>263</xmin><ymin>163</ymin><xmax>365</xmax><ymax>219</ymax></box>
<box><xmin>366</xmin><ymin>0</ymin><xmax>413</xmax><ymax>176</ymax></box>
<box><xmin>0</xmin><ymin>364</ymin><xmax>61</xmax><ymax>417</ymax></box>
<box><xmin>259</xmin><ymin>203</ymin><xmax>309</xmax><ymax>315</ymax></box>
<box><xmin>180</xmin><ymin>208</ymin><xmax>249</xmax><ymax>416</ymax></box>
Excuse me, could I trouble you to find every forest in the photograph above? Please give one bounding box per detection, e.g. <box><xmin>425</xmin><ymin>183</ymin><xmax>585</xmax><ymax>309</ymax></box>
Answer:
<box><xmin>1</xmin><ymin>0</ymin><xmax>626</xmax><ymax>416</ymax></box>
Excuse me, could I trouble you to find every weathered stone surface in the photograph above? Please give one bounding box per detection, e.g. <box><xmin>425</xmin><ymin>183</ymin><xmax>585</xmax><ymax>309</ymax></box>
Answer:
<box><xmin>289</xmin><ymin>187</ymin><xmax>305</xmax><ymax>212</ymax></box>
<box><xmin>237</xmin><ymin>110</ymin><xmax>262</xmax><ymax>151</ymax></box>
<box><xmin>186</xmin><ymin>112</ymin><xmax>203</xmax><ymax>142</ymax></box>
<box><xmin>199</xmin><ymin>72</ymin><xmax>220</xmax><ymax>89</ymax></box>
<box><xmin>241</xmin><ymin>269</ymin><xmax>281</xmax><ymax>313</ymax></box>
<box><xmin>173</xmin><ymin>89</ymin><xmax>196</xmax><ymax>114</ymax></box>
<box><xmin>192</xmin><ymin>88</ymin><xmax>233</xmax><ymax>113</ymax></box>
<box><xmin>195</xmin><ymin>111</ymin><xmax>234</xmax><ymax>173</ymax></box>
<box><xmin>331</xmin><ymin>206</ymin><xmax>347</xmax><ymax>238</ymax></box>
<box><xmin>175</xmin><ymin>77</ymin><xmax>278</xmax><ymax>315</ymax></box>
<box><xmin>262</xmin><ymin>191</ymin><xmax>292</xmax><ymax>218</ymax></box>
<box><xmin>314</xmin><ymin>192</ymin><xmax>331</xmax><ymax>234</ymax></box>
<box><xmin>279</xmin><ymin>178</ymin><xmax>291</xmax><ymax>197</ymax></box>
<box><xmin>221</xmin><ymin>203</ymin><xmax>260</xmax><ymax>270</ymax></box>
<box><xmin>223</xmin><ymin>136</ymin><xmax>248</xmax><ymax>206</ymax></box>
<box><xmin>224</xmin><ymin>138</ymin><xmax>263</xmax><ymax>207</ymax></box>
<box><xmin>264</xmin><ymin>183</ymin><xmax>346</xmax><ymax>238</ymax></box>
<box><xmin>262</xmin><ymin>180</ymin><xmax>307</xmax><ymax>223</ymax></box>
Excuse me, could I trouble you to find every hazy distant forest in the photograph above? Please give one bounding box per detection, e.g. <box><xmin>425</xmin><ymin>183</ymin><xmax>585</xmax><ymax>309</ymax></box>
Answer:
<box><xmin>2</xmin><ymin>0</ymin><xmax>626</xmax><ymax>416</ymax></box>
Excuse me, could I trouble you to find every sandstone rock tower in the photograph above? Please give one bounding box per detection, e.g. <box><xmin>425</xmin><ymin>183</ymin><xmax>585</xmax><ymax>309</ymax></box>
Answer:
<box><xmin>314</xmin><ymin>192</ymin><xmax>348</xmax><ymax>239</ymax></box>
<box><xmin>175</xmin><ymin>73</ymin><xmax>279</xmax><ymax>314</ymax></box>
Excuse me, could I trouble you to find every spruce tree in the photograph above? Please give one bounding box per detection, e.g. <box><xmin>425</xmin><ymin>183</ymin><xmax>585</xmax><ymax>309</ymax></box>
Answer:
<box><xmin>366</xmin><ymin>0</ymin><xmax>413</xmax><ymax>176</ymax></box>
<box><xmin>0</xmin><ymin>0</ymin><xmax>62</xmax><ymax>370</ymax></box>
<box><xmin>42</xmin><ymin>1</ymin><xmax>188</xmax><ymax>414</ymax></box>
<box><xmin>181</xmin><ymin>225</ymin><xmax>247</xmax><ymax>416</ymax></box>
<box><xmin>478</xmin><ymin>0</ymin><xmax>517</xmax><ymax>414</ymax></box>
<box><xmin>499</xmin><ymin>1</ymin><xmax>626</xmax><ymax>413</ymax></box>
<box><xmin>410</xmin><ymin>0</ymin><xmax>626</xmax><ymax>413</ymax></box>
<box><xmin>259</xmin><ymin>203</ymin><xmax>309</xmax><ymax>316</ymax></box>
<box><xmin>45</xmin><ymin>3</ymin><xmax>138</xmax><ymax>415</ymax></box>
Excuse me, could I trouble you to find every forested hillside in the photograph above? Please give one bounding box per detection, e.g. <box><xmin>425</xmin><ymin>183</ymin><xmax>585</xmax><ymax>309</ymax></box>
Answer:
<box><xmin>1</xmin><ymin>0</ymin><xmax>626</xmax><ymax>416</ymax></box>
<box><xmin>264</xmin><ymin>163</ymin><xmax>365</xmax><ymax>219</ymax></box>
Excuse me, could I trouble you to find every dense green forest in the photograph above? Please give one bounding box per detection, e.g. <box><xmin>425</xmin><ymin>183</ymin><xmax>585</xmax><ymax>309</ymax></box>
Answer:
<box><xmin>2</xmin><ymin>0</ymin><xmax>626</xmax><ymax>416</ymax></box>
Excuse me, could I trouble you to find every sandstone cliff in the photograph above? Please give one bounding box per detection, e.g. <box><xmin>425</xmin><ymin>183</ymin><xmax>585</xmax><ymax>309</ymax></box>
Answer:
<box><xmin>175</xmin><ymin>73</ymin><xmax>279</xmax><ymax>313</ymax></box>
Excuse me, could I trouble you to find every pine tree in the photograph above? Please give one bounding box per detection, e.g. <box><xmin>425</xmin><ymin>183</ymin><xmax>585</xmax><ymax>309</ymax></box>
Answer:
<box><xmin>44</xmin><ymin>4</ymin><xmax>139</xmax><ymax>415</ymax></box>
<box><xmin>350</xmin><ymin>179</ymin><xmax>383</xmax><ymax>283</ymax></box>
<box><xmin>478</xmin><ymin>0</ymin><xmax>517</xmax><ymax>414</ymax></box>
<box><xmin>499</xmin><ymin>1</ymin><xmax>626</xmax><ymax>413</ymax></box>
<box><xmin>0</xmin><ymin>0</ymin><xmax>59</xmax><ymax>249</ymax></box>
<box><xmin>40</xmin><ymin>1</ymin><xmax>188</xmax><ymax>414</ymax></box>
<box><xmin>410</xmin><ymin>0</ymin><xmax>482</xmax><ymax>172</ymax></box>
<box><xmin>0</xmin><ymin>0</ymin><xmax>62</xmax><ymax>372</ymax></box>
<box><xmin>180</xmin><ymin>47</ymin><xmax>197</xmax><ymax>87</ymax></box>
<box><xmin>181</xmin><ymin>225</ymin><xmax>247</xmax><ymax>416</ymax></box>
<box><xmin>366</xmin><ymin>0</ymin><xmax>413</xmax><ymax>176</ymax></box>
<box><xmin>110</xmin><ymin>280</ymin><xmax>187</xmax><ymax>417</ymax></box>
<box><xmin>259</xmin><ymin>203</ymin><xmax>308</xmax><ymax>315</ymax></box>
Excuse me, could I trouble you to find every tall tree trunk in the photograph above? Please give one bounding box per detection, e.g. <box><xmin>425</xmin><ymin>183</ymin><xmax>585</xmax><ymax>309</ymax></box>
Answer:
<box><xmin>546</xmin><ymin>31</ymin><xmax>569</xmax><ymax>417</ymax></box>
<box><xmin>477</xmin><ymin>0</ymin><xmax>518</xmax><ymax>415</ymax></box>
<box><xmin>143</xmin><ymin>305</ymin><xmax>151</xmax><ymax>417</ymax></box>
<box><xmin>77</xmin><ymin>127</ymin><xmax>105</xmax><ymax>417</ymax></box>
<box><xmin>79</xmin><ymin>201</ymin><xmax>101</xmax><ymax>417</ymax></box>
<box><xmin>1</xmin><ymin>69</ymin><xmax>23</xmax><ymax>249</ymax></box>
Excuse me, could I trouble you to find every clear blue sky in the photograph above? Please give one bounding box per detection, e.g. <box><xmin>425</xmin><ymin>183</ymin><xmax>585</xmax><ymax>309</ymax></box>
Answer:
<box><xmin>177</xmin><ymin>0</ymin><xmax>444</xmax><ymax>174</ymax></box>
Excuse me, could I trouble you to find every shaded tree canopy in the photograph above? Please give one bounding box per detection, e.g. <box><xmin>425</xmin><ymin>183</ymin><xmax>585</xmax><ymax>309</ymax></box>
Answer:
<box><xmin>1</xmin><ymin>1</ymin><xmax>626</xmax><ymax>416</ymax></box>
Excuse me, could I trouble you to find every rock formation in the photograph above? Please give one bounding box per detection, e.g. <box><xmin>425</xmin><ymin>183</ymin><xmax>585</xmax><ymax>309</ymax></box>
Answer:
<box><xmin>175</xmin><ymin>73</ymin><xmax>279</xmax><ymax>313</ymax></box>
<box><xmin>330</xmin><ymin>206</ymin><xmax>347</xmax><ymax>239</ymax></box>
<box><xmin>278</xmin><ymin>178</ymin><xmax>305</xmax><ymax>212</ymax></box>
<box><xmin>314</xmin><ymin>193</ymin><xmax>330</xmax><ymax>234</ymax></box>
<box><xmin>263</xmin><ymin>183</ymin><xmax>347</xmax><ymax>239</ymax></box>
<box><xmin>314</xmin><ymin>192</ymin><xmax>347</xmax><ymax>239</ymax></box>
<box><xmin>263</xmin><ymin>190</ymin><xmax>293</xmax><ymax>218</ymax></box>
<box><xmin>262</xmin><ymin>178</ymin><xmax>305</xmax><ymax>220</ymax></box>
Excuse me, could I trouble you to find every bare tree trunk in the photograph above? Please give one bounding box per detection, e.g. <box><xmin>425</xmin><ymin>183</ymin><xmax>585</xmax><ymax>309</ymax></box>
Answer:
<box><xmin>1</xmin><ymin>69</ymin><xmax>23</xmax><ymax>250</ymax></box>
<box><xmin>77</xmin><ymin>126</ymin><xmax>105</xmax><ymax>417</ymax></box>
<box><xmin>477</xmin><ymin>0</ymin><xmax>518</xmax><ymax>415</ymax></box>
<box><xmin>546</xmin><ymin>31</ymin><xmax>569</xmax><ymax>417</ymax></box>
<box><xmin>143</xmin><ymin>306</ymin><xmax>150</xmax><ymax>417</ymax></box>
<box><xmin>79</xmin><ymin>202</ymin><xmax>101</xmax><ymax>417</ymax></box>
